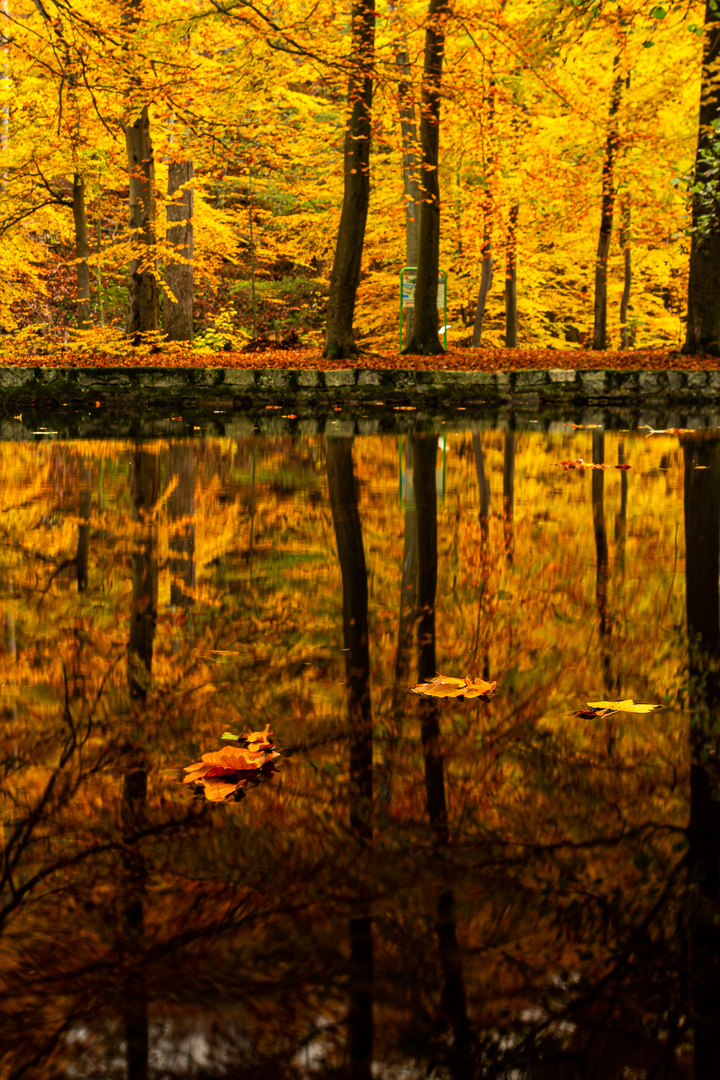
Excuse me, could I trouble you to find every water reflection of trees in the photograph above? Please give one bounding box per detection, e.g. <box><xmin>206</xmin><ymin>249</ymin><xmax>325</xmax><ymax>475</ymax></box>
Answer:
<box><xmin>0</xmin><ymin>431</ymin><xmax>710</xmax><ymax>1078</ymax></box>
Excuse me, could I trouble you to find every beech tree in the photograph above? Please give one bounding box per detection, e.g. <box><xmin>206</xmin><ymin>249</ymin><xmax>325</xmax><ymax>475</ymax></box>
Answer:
<box><xmin>164</xmin><ymin>160</ymin><xmax>194</xmax><ymax>341</ymax></box>
<box><xmin>324</xmin><ymin>0</ymin><xmax>376</xmax><ymax>361</ymax></box>
<box><xmin>684</xmin><ymin>0</ymin><xmax>720</xmax><ymax>354</ymax></box>
<box><xmin>402</xmin><ymin>0</ymin><xmax>450</xmax><ymax>356</ymax></box>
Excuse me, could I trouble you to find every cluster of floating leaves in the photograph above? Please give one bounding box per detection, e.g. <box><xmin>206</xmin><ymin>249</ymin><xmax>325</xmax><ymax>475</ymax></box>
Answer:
<box><xmin>572</xmin><ymin>699</ymin><xmax>662</xmax><ymax>719</ymax></box>
<box><xmin>555</xmin><ymin>459</ymin><xmax>632</xmax><ymax>471</ymax></box>
<box><xmin>183</xmin><ymin>725</ymin><xmax>280</xmax><ymax>802</ymax></box>
<box><xmin>408</xmin><ymin>674</ymin><xmax>498</xmax><ymax>700</ymax></box>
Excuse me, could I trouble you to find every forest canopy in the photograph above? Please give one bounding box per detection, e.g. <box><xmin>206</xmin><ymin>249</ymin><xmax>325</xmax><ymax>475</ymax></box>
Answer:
<box><xmin>0</xmin><ymin>0</ymin><xmax>712</xmax><ymax>355</ymax></box>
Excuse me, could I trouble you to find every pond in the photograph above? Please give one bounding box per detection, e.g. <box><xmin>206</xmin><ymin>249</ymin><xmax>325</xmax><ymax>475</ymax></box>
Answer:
<box><xmin>0</xmin><ymin>422</ymin><xmax>717</xmax><ymax>1079</ymax></box>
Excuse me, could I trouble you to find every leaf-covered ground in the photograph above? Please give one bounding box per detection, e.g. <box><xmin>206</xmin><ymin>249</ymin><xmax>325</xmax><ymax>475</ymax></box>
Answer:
<box><xmin>4</xmin><ymin>345</ymin><xmax>720</xmax><ymax>370</ymax></box>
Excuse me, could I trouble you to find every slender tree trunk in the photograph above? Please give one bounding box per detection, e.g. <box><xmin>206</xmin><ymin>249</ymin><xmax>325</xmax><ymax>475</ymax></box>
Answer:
<box><xmin>125</xmin><ymin>106</ymin><xmax>158</xmax><ymax>344</ymax></box>
<box><xmin>592</xmin><ymin>62</ymin><xmax>622</xmax><ymax>350</ymax></box>
<box><xmin>684</xmin><ymin>0</ymin><xmax>720</xmax><ymax>354</ymax></box>
<box><xmin>505</xmin><ymin>201</ymin><xmax>518</xmax><ymax>347</ymax></box>
<box><xmin>389</xmin><ymin>0</ymin><xmax>420</xmax><ymax>344</ymax></box>
<box><xmin>324</xmin><ymin>0</ymin><xmax>376</xmax><ymax>361</ymax></box>
<box><xmin>619</xmin><ymin>193</ymin><xmax>632</xmax><ymax>347</ymax></box>
<box><xmin>472</xmin><ymin>64</ymin><xmax>495</xmax><ymax>348</ymax></box>
<box><xmin>72</xmin><ymin>173</ymin><xmax>91</xmax><ymax>329</ymax></box>
<box><xmin>402</xmin><ymin>0</ymin><xmax>449</xmax><ymax>356</ymax></box>
<box><xmin>163</xmin><ymin>160</ymin><xmax>194</xmax><ymax>341</ymax></box>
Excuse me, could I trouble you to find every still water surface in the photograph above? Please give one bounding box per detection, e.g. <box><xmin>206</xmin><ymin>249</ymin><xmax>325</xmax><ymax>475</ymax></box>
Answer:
<box><xmin>0</xmin><ymin>426</ymin><xmax>717</xmax><ymax>1078</ymax></box>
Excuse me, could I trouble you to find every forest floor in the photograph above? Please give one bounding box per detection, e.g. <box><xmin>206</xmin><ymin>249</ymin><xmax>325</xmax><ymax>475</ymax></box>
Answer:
<box><xmin>6</xmin><ymin>344</ymin><xmax>720</xmax><ymax>370</ymax></box>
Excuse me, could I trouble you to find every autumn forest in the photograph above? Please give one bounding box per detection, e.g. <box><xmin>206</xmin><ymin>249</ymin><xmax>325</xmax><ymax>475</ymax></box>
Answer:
<box><xmin>0</xmin><ymin>0</ymin><xmax>719</xmax><ymax>361</ymax></box>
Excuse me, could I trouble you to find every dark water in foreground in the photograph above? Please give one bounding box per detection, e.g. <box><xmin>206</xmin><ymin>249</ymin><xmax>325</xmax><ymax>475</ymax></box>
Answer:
<box><xmin>0</xmin><ymin>425</ymin><xmax>719</xmax><ymax>1078</ymax></box>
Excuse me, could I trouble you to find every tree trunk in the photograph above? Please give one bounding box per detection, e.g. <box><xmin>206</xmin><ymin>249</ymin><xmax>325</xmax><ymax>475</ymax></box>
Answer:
<box><xmin>125</xmin><ymin>106</ymin><xmax>158</xmax><ymax>344</ymax></box>
<box><xmin>324</xmin><ymin>0</ymin><xmax>375</xmax><ymax>361</ymax></box>
<box><xmin>472</xmin><ymin>65</ymin><xmax>495</xmax><ymax>349</ymax></box>
<box><xmin>505</xmin><ymin>201</ymin><xmax>518</xmax><ymax>347</ymax></box>
<box><xmin>402</xmin><ymin>0</ymin><xmax>449</xmax><ymax>356</ymax></box>
<box><xmin>389</xmin><ymin>0</ymin><xmax>420</xmax><ymax>344</ymax></box>
<box><xmin>72</xmin><ymin>173</ymin><xmax>91</xmax><ymax>329</ymax></box>
<box><xmin>684</xmin><ymin>0</ymin><xmax>720</xmax><ymax>354</ymax></box>
<box><xmin>163</xmin><ymin>160</ymin><xmax>194</xmax><ymax>341</ymax></box>
<box><xmin>592</xmin><ymin>62</ymin><xmax>622</xmax><ymax>350</ymax></box>
<box><xmin>619</xmin><ymin>193</ymin><xmax>632</xmax><ymax>347</ymax></box>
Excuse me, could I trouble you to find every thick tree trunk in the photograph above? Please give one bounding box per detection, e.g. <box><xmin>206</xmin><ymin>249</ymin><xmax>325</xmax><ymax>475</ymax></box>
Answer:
<box><xmin>163</xmin><ymin>160</ymin><xmax>194</xmax><ymax>341</ymax></box>
<box><xmin>125</xmin><ymin>106</ymin><xmax>158</xmax><ymax>344</ymax></box>
<box><xmin>402</xmin><ymin>0</ymin><xmax>449</xmax><ymax>356</ymax></box>
<box><xmin>72</xmin><ymin>173</ymin><xmax>91</xmax><ymax>329</ymax></box>
<box><xmin>324</xmin><ymin>0</ymin><xmax>375</xmax><ymax>361</ymax></box>
<box><xmin>389</xmin><ymin>0</ymin><xmax>420</xmax><ymax>344</ymax></box>
<box><xmin>684</xmin><ymin>0</ymin><xmax>720</xmax><ymax>354</ymax></box>
<box><xmin>592</xmin><ymin>64</ymin><xmax>622</xmax><ymax>350</ymax></box>
<box><xmin>619</xmin><ymin>193</ymin><xmax>632</xmax><ymax>347</ymax></box>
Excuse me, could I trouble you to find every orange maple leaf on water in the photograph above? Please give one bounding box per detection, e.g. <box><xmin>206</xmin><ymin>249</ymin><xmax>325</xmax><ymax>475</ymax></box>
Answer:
<box><xmin>409</xmin><ymin>673</ymin><xmax>498</xmax><ymax>700</ymax></box>
<box><xmin>183</xmin><ymin>725</ymin><xmax>280</xmax><ymax>803</ymax></box>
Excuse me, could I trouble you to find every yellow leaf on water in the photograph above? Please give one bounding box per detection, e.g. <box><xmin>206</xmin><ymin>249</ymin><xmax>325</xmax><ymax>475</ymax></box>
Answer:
<box><xmin>586</xmin><ymin>699</ymin><xmax>661</xmax><ymax>714</ymax></box>
<box><xmin>409</xmin><ymin>673</ymin><xmax>497</xmax><ymax>699</ymax></box>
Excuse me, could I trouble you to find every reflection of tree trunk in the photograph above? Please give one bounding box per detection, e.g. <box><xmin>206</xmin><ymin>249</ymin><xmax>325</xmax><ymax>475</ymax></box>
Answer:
<box><xmin>503</xmin><ymin>432</ymin><xmax>515</xmax><ymax>565</ymax></box>
<box><xmin>436</xmin><ymin>888</ymin><xmax>471</xmax><ymax>1077</ymax></box>
<box><xmin>121</xmin><ymin>445</ymin><xmax>158</xmax><ymax>1080</ymax></box>
<box><xmin>167</xmin><ymin>444</ymin><xmax>195</xmax><ymax>609</ymax></box>
<box><xmin>473</xmin><ymin>432</ymin><xmax>490</xmax><ymax>545</ymax></box>
<box><xmin>395</xmin><ymin>437</ymin><xmax>418</xmax><ymax>691</ymax></box>
<box><xmin>472</xmin><ymin>433</ymin><xmax>491</xmax><ymax>679</ymax></box>
<box><xmin>349</xmin><ymin>914</ymin><xmax>373</xmax><ymax>1080</ymax></box>
<box><xmin>592</xmin><ymin>432</ymin><xmax>611</xmax><ymax>690</ymax></box>
<box><xmin>128</xmin><ymin>446</ymin><xmax>160</xmax><ymax>702</ymax></box>
<box><xmin>326</xmin><ymin>437</ymin><xmax>374</xmax><ymax>1078</ymax></box>
<box><xmin>76</xmin><ymin>458</ymin><xmax>91</xmax><ymax>592</ymax></box>
<box><xmin>414</xmin><ymin>436</ymin><xmax>470</xmax><ymax>1068</ymax></box>
<box><xmin>682</xmin><ymin>435</ymin><xmax>720</xmax><ymax>1079</ymax></box>
<box><xmin>615</xmin><ymin>439</ymin><xmax>627</xmax><ymax>577</ymax></box>
<box><xmin>414</xmin><ymin>435</ymin><xmax>446</xmax><ymax>840</ymax></box>
<box><xmin>327</xmin><ymin>437</ymin><xmax>373</xmax><ymax>841</ymax></box>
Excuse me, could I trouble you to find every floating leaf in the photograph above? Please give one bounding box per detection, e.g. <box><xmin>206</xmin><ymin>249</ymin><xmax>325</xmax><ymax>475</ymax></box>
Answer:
<box><xmin>586</xmin><ymin>699</ymin><xmax>661</xmax><ymax>714</ymax></box>
<box><xmin>409</xmin><ymin>673</ymin><xmax>498</xmax><ymax>700</ymax></box>
<box><xmin>572</xmin><ymin>706</ymin><xmax>617</xmax><ymax>719</ymax></box>
<box><xmin>183</xmin><ymin>726</ymin><xmax>280</xmax><ymax>802</ymax></box>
